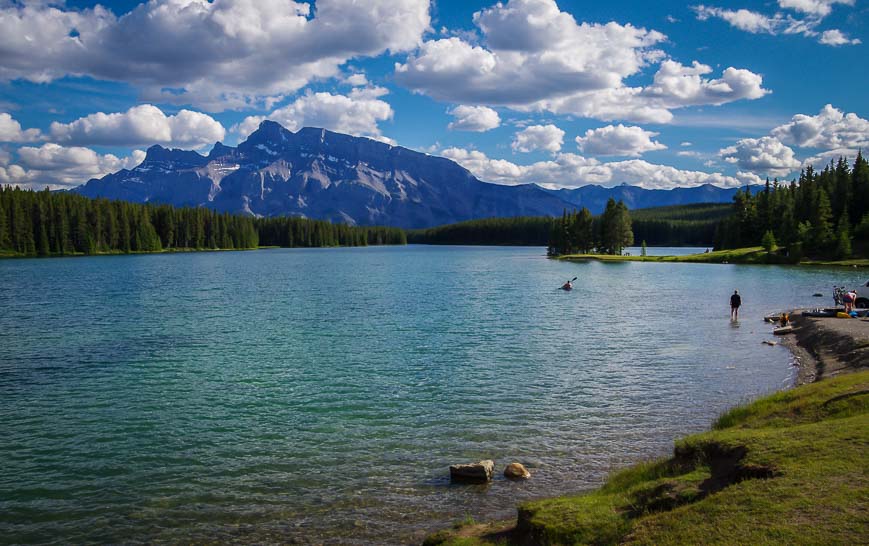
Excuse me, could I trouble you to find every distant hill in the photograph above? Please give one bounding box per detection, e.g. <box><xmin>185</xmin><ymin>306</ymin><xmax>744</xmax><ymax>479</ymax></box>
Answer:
<box><xmin>409</xmin><ymin>203</ymin><xmax>734</xmax><ymax>247</ymax></box>
<box><xmin>74</xmin><ymin>121</ymin><xmax>752</xmax><ymax>229</ymax></box>
<box><xmin>544</xmin><ymin>184</ymin><xmax>760</xmax><ymax>213</ymax></box>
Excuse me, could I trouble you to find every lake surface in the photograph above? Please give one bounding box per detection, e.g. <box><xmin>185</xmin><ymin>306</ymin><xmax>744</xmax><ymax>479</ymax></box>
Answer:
<box><xmin>1</xmin><ymin>246</ymin><xmax>865</xmax><ymax>545</ymax></box>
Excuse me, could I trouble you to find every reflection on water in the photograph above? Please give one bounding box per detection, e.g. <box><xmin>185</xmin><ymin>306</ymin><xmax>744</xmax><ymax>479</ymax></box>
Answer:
<box><xmin>0</xmin><ymin>246</ymin><xmax>864</xmax><ymax>544</ymax></box>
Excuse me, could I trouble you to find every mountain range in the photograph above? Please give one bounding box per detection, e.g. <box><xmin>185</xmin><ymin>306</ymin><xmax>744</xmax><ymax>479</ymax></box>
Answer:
<box><xmin>75</xmin><ymin>121</ymin><xmax>749</xmax><ymax>229</ymax></box>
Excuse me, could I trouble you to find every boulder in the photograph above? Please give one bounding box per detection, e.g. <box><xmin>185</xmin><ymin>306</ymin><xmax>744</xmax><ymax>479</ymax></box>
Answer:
<box><xmin>449</xmin><ymin>460</ymin><xmax>494</xmax><ymax>483</ymax></box>
<box><xmin>504</xmin><ymin>462</ymin><xmax>531</xmax><ymax>480</ymax></box>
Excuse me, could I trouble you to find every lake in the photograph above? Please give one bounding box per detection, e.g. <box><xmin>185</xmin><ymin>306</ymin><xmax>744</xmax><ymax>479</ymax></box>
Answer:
<box><xmin>1</xmin><ymin>246</ymin><xmax>865</xmax><ymax>544</ymax></box>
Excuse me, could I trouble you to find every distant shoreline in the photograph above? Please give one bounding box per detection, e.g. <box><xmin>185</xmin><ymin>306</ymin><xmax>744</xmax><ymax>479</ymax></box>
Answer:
<box><xmin>559</xmin><ymin>246</ymin><xmax>869</xmax><ymax>268</ymax></box>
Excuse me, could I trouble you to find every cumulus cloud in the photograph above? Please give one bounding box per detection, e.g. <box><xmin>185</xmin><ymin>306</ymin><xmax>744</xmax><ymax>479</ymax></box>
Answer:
<box><xmin>344</xmin><ymin>73</ymin><xmax>369</xmax><ymax>87</ymax></box>
<box><xmin>720</xmin><ymin>136</ymin><xmax>801</xmax><ymax>177</ymax></box>
<box><xmin>0</xmin><ymin>144</ymin><xmax>145</xmax><ymax>189</ymax></box>
<box><xmin>576</xmin><ymin>124</ymin><xmax>666</xmax><ymax>156</ymax></box>
<box><xmin>441</xmin><ymin>146</ymin><xmax>756</xmax><ymax>189</ymax></box>
<box><xmin>531</xmin><ymin>60</ymin><xmax>769</xmax><ymax>124</ymax></box>
<box><xmin>512</xmin><ymin>124</ymin><xmax>565</xmax><ymax>153</ymax></box>
<box><xmin>234</xmin><ymin>87</ymin><xmax>393</xmax><ymax>140</ymax></box>
<box><xmin>771</xmin><ymin>104</ymin><xmax>869</xmax><ymax>149</ymax></box>
<box><xmin>778</xmin><ymin>0</ymin><xmax>854</xmax><ymax>16</ymax></box>
<box><xmin>819</xmin><ymin>29</ymin><xmax>861</xmax><ymax>45</ymax></box>
<box><xmin>693</xmin><ymin>2</ymin><xmax>860</xmax><ymax>46</ymax></box>
<box><xmin>0</xmin><ymin>0</ymin><xmax>430</xmax><ymax>110</ymax></box>
<box><xmin>48</xmin><ymin>105</ymin><xmax>225</xmax><ymax>148</ymax></box>
<box><xmin>396</xmin><ymin>0</ymin><xmax>767</xmax><ymax>123</ymax></box>
<box><xmin>0</xmin><ymin>113</ymin><xmax>41</xmax><ymax>142</ymax></box>
<box><xmin>447</xmin><ymin>105</ymin><xmax>501</xmax><ymax>132</ymax></box>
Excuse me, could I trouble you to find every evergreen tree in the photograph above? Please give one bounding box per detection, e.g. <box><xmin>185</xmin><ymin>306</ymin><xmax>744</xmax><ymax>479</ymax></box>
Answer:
<box><xmin>761</xmin><ymin>230</ymin><xmax>776</xmax><ymax>253</ymax></box>
<box><xmin>851</xmin><ymin>151</ymin><xmax>869</xmax><ymax>224</ymax></box>
<box><xmin>0</xmin><ymin>200</ymin><xmax>9</xmax><ymax>250</ymax></box>
<box><xmin>810</xmin><ymin>189</ymin><xmax>834</xmax><ymax>255</ymax></box>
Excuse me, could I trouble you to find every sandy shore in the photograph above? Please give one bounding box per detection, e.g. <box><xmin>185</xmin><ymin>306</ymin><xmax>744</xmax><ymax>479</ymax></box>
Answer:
<box><xmin>779</xmin><ymin>311</ymin><xmax>869</xmax><ymax>385</ymax></box>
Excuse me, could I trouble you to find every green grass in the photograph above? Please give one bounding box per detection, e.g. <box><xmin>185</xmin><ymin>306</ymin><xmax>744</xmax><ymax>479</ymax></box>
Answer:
<box><xmin>559</xmin><ymin>247</ymin><xmax>869</xmax><ymax>267</ymax></box>
<box><xmin>425</xmin><ymin>371</ymin><xmax>869</xmax><ymax>546</ymax></box>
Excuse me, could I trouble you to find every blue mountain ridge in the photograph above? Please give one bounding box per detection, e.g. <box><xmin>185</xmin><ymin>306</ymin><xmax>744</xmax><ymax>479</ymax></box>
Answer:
<box><xmin>74</xmin><ymin>121</ymin><xmax>753</xmax><ymax>229</ymax></box>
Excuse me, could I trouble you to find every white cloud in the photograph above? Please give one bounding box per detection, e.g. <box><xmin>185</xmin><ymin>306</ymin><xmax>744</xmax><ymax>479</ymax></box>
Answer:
<box><xmin>234</xmin><ymin>87</ymin><xmax>393</xmax><ymax>140</ymax></box>
<box><xmin>447</xmin><ymin>105</ymin><xmax>501</xmax><ymax>132</ymax></box>
<box><xmin>396</xmin><ymin>0</ymin><xmax>665</xmax><ymax>105</ymax></box>
<box><xmin>0</xmin><ymin>0</ymin><xmax>430</xmax><ymax>110</ymax></box>
<box><xmin>396</xmin><ymin>0</ymin><xmax>767</xmax><ymax>123</ymax></box>
<box><xmin>1</xmin><ymin>144</ymin><xmax>145</xmax><ymax>189</ymax></box>
<box><xmin>801</xmin><ymin>147</ymin><xmax>859</xmax><ymax>169</ymax></box>
<box><xmin>530</xmin><ymin>60</ymin><xmax>769</xmax><ymax>124</ymax></box>
<box><xmin>693</xmin><ymin>3</ymin><xmax>860</xmax><ymax>46</ymax></box>
<box><xmin>576</xmin><ymin>124</ymin><xmax>666</xmax><ymax>156</ymax></box>
<box><xmin>720</xmin><ymin>136</ymin><xmax>801</xmax><ymax>177</ymax></box>
<box><xmin>778</xmin><ymin>0</ymin><xmax>854</xmax><ymax>17</ymax></box>
<box><xmin>344</xmin><ymin>73</ymin><xmax>369</xmax><ymax>87</ymax></box>
<box><xmin>441</xmin><ymin>146</ymin><xmax>756</xmax><ymax>189</ymax></box>
<box><xmin>771</xmin><ymin>104</ymin><xmax>869</xmax><ymax>149</ymax></box>
<box><xmin>819</xmin><ymin>29</ymin><xmax>861</xmax><ymax>46</ymax></box>
<box><xmin>681</xmin><ymin>141</ymin><xmax>693</xmax><ymax>146</ymax></box>
<box><xmin>48</xmin><ymin>105</ymin><xmax>225</xmax><ymax>148</ymax></box>
<box><xmin>0</xmin><ymin>113</ymin><xmax>41</xmax><ymax>142</ymax></box>
<box><xmin>512</xmin><ymin>124</ymin><xmax>564</xmax><ymax>153</ymax></box>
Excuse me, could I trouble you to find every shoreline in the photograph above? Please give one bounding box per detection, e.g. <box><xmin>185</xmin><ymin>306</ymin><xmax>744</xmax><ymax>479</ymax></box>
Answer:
<box><xmin>424</xmin><ymin>310</ymin><xmax>868</xmax><ymax>545</ymax></box>
<box><xmin>559</xmin><ymin>247</ymin><xmax>869</xmax><ymax>268</ymax></box>
<box><xmin>782</xmin><ymin>311</ymin><xmax>869</xmax><ymax>385</ymax></box>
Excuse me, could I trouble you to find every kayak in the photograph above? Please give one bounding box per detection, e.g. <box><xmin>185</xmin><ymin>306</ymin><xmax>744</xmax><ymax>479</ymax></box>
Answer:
<box><xmin>773</xmin><ymin>325</ymin><xmax>794</xmax><ymax>335</ymax></box>
<box><xmin>560</xmin><ymin>285</ymin><xmax>573</xmax><ymax>291</ymax></box>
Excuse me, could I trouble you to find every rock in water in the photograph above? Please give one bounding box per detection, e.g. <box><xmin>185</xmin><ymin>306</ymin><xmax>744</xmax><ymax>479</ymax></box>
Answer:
<box><xmin>504</xmin><ymin>463</ymin><xmax>531</xmax><ymax>480</ymax></box>
<box><xmin>449</xmin><ymin>460</ymin><xmax>494</xmax><ymax>483</ymax></box>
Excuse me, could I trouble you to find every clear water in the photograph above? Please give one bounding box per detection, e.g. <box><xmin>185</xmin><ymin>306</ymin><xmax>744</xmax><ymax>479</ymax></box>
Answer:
<box><xmin>1</xmin><ymin>246</ymin><xmax>865</xmax><ymax>545</ymax></box>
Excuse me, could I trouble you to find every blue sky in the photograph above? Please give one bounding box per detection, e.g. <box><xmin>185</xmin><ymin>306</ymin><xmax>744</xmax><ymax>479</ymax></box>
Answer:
<box><xmin>0</xmin><ymin>0</ymin><xmax>866</xmax><ymax>189</ymax></box>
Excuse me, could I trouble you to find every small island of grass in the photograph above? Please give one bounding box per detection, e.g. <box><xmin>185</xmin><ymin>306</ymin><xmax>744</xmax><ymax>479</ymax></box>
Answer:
<box><xmin>559</xmin><ymin>246</ymin><xmax>869</xmax><ymax>267</ymax></box>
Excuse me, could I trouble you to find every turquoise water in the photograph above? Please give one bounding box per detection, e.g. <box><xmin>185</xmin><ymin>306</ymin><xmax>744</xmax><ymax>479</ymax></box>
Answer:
<box><xmin>1</xmin><ymin>247</ymin><xmax>865</xmax><ymax>544</ymax></box>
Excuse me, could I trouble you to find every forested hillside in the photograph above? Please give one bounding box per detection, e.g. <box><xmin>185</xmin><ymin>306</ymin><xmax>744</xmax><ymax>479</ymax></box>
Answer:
<box><xmin>632</xmin><ymin>203</ymin><xmax>730</xmax><ymax>247</ymax></box>
<box><xmin>406</xmin><ymin>216</ymin><xmax>552</xmax><ymax>246</ymax></box>
<box><xmin>0</xmin><ymin>187</ymin><xmax>404</xmax><ymax>257</ymax></box>
<box><xmin>715</xmin><ymin>152</ymin><xmax>869</xmax><ymax>259</ymax></box>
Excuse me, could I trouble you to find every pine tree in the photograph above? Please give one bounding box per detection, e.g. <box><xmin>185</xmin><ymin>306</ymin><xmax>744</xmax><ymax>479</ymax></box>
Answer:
<box><xmin>851</xmin><ymin>150</ymin><xmax>869</xmax><ymax>224</ymax></box>
<box><xmin>810</xmin><ymin>189</ymin><xmax>834</xmax><ymax>255</ymax></box>
<box><xmin>761</xmin><ymin>230</ymin><xmax>776</xmax><ymax>253</ymax></box>
<box><xmin>0</xmin><ymin>199</ymin><xmax>9</xmax><ymax>251</ymax></box>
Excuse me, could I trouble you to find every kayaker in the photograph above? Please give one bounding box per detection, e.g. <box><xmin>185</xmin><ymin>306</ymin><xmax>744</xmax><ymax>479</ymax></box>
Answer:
<box><xmin>730</xmin><ymin>290</ymin><xmax>741</xmax><ymax>320</ymax></box>
<box><xmin>562</xmin><ymin>280</ymin><xmax>573</xmax><ymax>291</ymax></box>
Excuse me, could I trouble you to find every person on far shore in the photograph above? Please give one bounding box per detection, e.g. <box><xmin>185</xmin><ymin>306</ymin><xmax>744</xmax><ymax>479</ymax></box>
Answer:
<box><xmin>843</xmin><ymin>289</ymin><xmax>856</xmax><ymax>313</ymax></box>
<box><xmin>730</xmin><ymin>290</ymin><xmax>741</xmax><ymax>320</ymax></box>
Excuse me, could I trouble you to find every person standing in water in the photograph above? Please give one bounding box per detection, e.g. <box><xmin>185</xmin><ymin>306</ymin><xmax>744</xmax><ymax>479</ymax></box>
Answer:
<box><xmin>730</xmin><ymin>290</ymin><xmax>742</xmax><ymax>320</ymax></box>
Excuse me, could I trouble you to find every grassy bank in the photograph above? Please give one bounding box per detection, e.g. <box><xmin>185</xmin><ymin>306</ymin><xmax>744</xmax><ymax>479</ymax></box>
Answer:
<box><xmin>560</xmin><ymin>246</ymin><xmax>869</xmax><ymax>267</ymax></box>
<box><xmin>425</xmin><ymin>370</ymin><xmax>869</xmax><ymax>545</ymax></box>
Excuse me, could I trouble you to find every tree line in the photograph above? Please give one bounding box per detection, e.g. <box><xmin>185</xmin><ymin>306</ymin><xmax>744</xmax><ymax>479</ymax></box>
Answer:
<box><xmin>407</xmin><ymin>216</ymin><xmax>553</xmax><ymax>246</ymax></box>
<box><xmin>257</xmin><ymin>216</ymin><xmax>406</xmax><ymax>247</ymax></box>
<box><xmin>547</xmin><ymin>198</ymin><xmax>634</xmax><ymax>256</ymax></box>
<box><xmin>0</xmin><ymin>186</ymin><xmax>404</xmax><ymax>257</ymax></box>
<box><xmin>408</xmin><ymin>203</ymin><xmax>724</xmax><ymax>249</ymax></box>
<box><xmin>714</xmin><ymin>152</ymin><xmax>869</xmax><ymax>259</ymax></box>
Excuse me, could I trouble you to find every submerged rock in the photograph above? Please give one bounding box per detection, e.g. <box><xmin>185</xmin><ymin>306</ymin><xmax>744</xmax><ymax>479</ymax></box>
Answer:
<box><xmin>449</xmin><ymin>460</ymin><xmax>494</xmax><ymax>483</ymax></box>
<box><xmin>504</xmin><ymin>462</ymin><xmax>531</xmax><ymax>480</ymax></box>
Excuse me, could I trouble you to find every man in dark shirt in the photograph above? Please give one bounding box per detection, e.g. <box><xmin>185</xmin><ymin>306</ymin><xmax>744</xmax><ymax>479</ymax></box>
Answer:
<box><xmin>730</xmin><ymin>290</ymin><xmax>741</xmax><ymax>320</ymax></box>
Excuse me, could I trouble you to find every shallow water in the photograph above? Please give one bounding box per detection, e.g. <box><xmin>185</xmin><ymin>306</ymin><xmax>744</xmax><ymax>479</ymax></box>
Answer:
<box><xmin>0</xmin><ymin>246</ymin><xmax>865</xmax><ymax>544</ymax></box>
